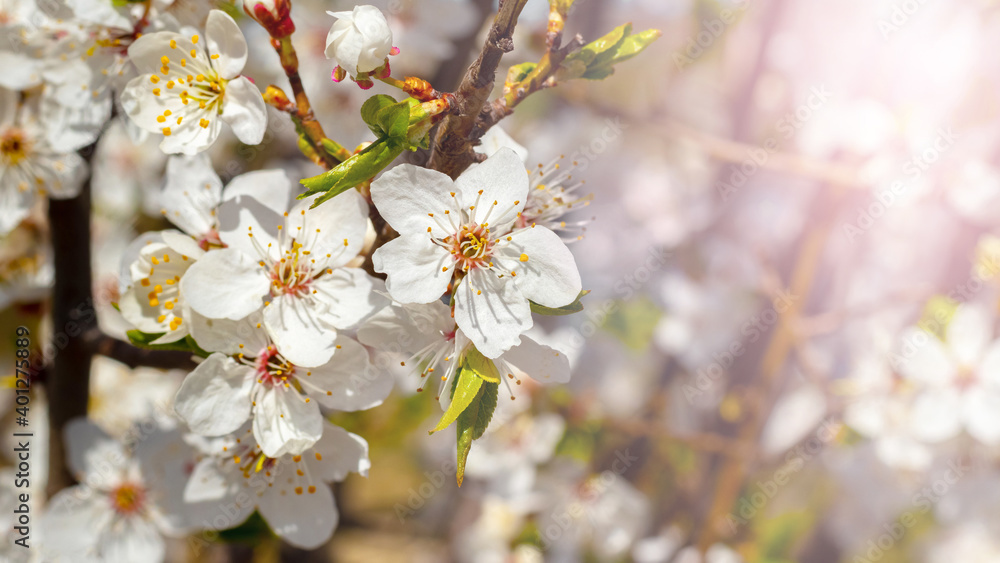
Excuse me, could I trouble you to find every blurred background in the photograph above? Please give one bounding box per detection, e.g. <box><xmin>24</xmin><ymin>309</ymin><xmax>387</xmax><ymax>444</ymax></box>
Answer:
<box><xmin>5</xmin><ymin>0</ymin><xmax>1000</xmax><ymax>561</ymax></box>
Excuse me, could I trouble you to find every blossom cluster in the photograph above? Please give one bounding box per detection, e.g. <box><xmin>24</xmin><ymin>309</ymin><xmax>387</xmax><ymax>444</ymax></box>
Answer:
<box><xmin>0</xmin><ymin>0</ymin><xmax>619</xmax><ymax>558</ymax></box>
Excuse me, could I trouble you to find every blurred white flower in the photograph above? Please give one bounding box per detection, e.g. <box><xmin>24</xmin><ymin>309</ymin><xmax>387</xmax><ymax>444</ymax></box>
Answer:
<box><xmin>175</xmin><ymin>313</ymin><xmax>388</xmax><ymax>458</ymax></box>
<box><xmin>476</xmin><ymin>127</ymin><xmax>594</xmax><ymax>241</ymax></box>
<box><xmin>40</xmin><ymin>419</ymin><xmax>201</xmax><ymax>563</ymax></box>
<box><xmin>897</xmin><ymin>303</ymin><xmax>1000</xmax><ymax>446</ymax></box>
<box><xmin>357</xmin><ymin>300</ymin><xmax>571</xmax><ymax>409</ymax></box>
<box><xmin>119</xmin><ymin>230</ymin><xmax>204</xmax><ymax>343</ymax></box>
<box><xmin>842</xmin><ymin>355</ymin><xmax>933</xmax><ymax>471</ymax></box>
<box><xmin>0</xmin><ymin>88</ymin><xmax>87</xmax><ymax>236</ymax></box>
<box><xmin>183</xmin><ymin>420</ymin><xmax>369</xmax><ymax>549</ymax></box>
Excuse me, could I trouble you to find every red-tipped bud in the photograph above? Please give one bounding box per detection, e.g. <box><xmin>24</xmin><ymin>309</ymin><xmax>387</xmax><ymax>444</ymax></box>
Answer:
<box><xmin>244</xmin><ymin>0</ymin><xmax>295</xmax><ymax>38</ymax></box>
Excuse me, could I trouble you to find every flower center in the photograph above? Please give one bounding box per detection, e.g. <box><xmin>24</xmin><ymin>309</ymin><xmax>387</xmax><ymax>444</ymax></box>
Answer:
<box><xmin>956</xmin><ymin>366</ymin><xmax>977</xmax><ymax>391</ymax></box>
<box><xmin>109</xmin><ymin>483</ymin><xmax>146</xmax><ymax>515</ymax></box>
<box><xmin>270</xmin><ymin>241</ymin><xmax>313</xmax><ymax>296</ymax></box>
<box><xmin>254</xmin><ymin>346</ymin><xmax>296</xmax><ymax>386</ymax></box>
<box><xmin>448</xmin><ymin>223</ymin><xmax>493</xmax><ymax>271</ymax></box>
<box><xmin>197</xmin><ymin>229</ymin><xmax>225</xmax><ymax>251</ymax></box>
<box><xmin>148</xmin><ymin>34</ymin><xmax>229</xmax><ymax>137</ymax></box>
<box><xmin>0</xmin><ymin>130</ymin><xmax>30</xmax><ymax>166</ymax></box>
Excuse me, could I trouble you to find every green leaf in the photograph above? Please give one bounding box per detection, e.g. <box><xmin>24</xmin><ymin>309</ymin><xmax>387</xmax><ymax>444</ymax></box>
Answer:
<box><xmin>360</xmin><ymin>94</ymin><xmax>412</xmax><ymax>141</ymax></box>
<box><xmin>455</xmin><ymin>380</ymin><xmax>498</xmax><ymax>486</ymax></box>
<box><xmin>462</xmin><ymin>347</ymin><xmax>501</xmax><ymax>383</ymax></box>
<box><xmin>360</xmin><ymin>95</ymin><xmax>399</xmax><ymax>136</ymax></box>
<box><xmin>299</xmin><ymin>139</ymin><xmax>403</xmax><ymax>206</ymax></box>
<box><xmin>583</xmin><ymin>28</ymin><xmax>662</xmax><ymax>79</ymax></box>
<box><xmin>529</xmin><ymin>289</ymin><xmax>589</xmax><ymax>316</ymax></box>
<box><xmin>568</xmin><ymin>23</ymin><xmax>630</xmax><ymax>68</ymax></box>
<box><xmin>429</xmin><ymin>365</ymin><xmax>483</xmax><ymax>434</ymax></box>
<box><xmin>125</xmin><ymin>330</ymin><xmax>209</xmax><ymax>357</ymax></box>
<box><xmin>561</xmin><ymin>24</ymin><xmax>661</xmax><ymax>81</ymax></box>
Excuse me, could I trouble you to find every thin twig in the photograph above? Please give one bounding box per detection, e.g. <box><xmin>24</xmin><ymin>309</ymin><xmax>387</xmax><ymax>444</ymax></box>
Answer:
<box><xmin>271</xmin><ymin>35</ymin><xmax>346</xmax><ymax>168</ymax></box>
<box><xmin>427</xmin><ymin>0</ymin><xmax>529</xmax><ymax>177</ymax></box>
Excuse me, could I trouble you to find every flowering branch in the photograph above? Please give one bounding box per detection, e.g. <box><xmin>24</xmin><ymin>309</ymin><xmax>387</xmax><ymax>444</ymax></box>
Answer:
<box><xmin>427</xmin><ymin>0</ymin><xmax>530</xmax><ymax>178</ymax></box>
<box><xmin>476</xmin><ymin>2</ymin><xmax>583</xmax><ymax>133</ymax></box>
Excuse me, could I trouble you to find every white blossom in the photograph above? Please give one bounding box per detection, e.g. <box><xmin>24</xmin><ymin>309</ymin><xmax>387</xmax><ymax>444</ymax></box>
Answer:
<box><xmin>182</xmin><ymin>421</ymin><xmax>369</xmax><ymax>549</ymax></box>
<box><xmin>0</xmin><ymin>87</ymin><xmax>86</xmax><ymax>236</ymax></box>
<box><xmin>370</xmin><ymin>148</ymin><xmax>582</xmax><ymax>358</ymax></box>
<box><xmin>181</xmin><ymin>178</ymin><xmax>382</xmax><ymax>368</ymax></box>
<box><xmin>121</xmin><ymin>9</ymin><xmax>267</xmax><ymax>154</ymax></box>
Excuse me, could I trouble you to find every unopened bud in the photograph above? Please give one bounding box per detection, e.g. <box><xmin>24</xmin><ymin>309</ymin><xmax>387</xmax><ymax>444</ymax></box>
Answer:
<box><xmin>244</xmin><ymin>0</ymin><xmax>295</xmax><ymax>38</ymax></box>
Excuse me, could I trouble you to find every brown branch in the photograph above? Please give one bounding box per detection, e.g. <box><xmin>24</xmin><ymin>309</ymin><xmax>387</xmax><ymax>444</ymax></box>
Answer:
<box><xmin>427</xmin><ymin>0</ymin><xmax>529</xmax><ymax>178</ymax></box>
<box><xmin>476</xmin><ymin>32</ymin><xmax>583</xmax><ymax>134</ymax></box>
<box><xmin>45</xmin><ymin>142</ymin><xmax>99</xmax><ymax>498</ymax></box>
<box><xmin>90</xmin><ymin>334</ymin><xmax>198</xmax><ymax>371</ymax></box>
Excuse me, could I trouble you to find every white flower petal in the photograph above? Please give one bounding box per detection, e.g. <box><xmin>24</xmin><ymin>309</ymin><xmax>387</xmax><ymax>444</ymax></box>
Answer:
<box><xmin>964</xmin><ymin>388</ymin><xmax>1000</xmax><ymax>445</ymax></box>
<box><xmin>369</xmin><ymin>163</ymin><xmax>455</xmax><ymax>236</ymax></box>
<box><xmin>947</xmin><ymin>303</ymin><xmax>993</xmax><ymax>366</ymax></box>
<box><xmin>258</xmin><ymin>479</ymin><xmax>337</xmax><ymax>549</ymax></box>
<box><xmin>356</xmin><ymin>300</ymin><xmax>453</xmax><ymax>353</ymax></box>
<box><xmin>308</xmin><ymin>335</ymin><xmax>391</xmax><ymax>411</ymax></box>
<box><xmin>64</xmin><ymin>418</ymin><xmax>127</xmax><ymax>487</ymax></box>
<box><xmin>127</xmin><ymin>31</ymin><xmax>179</xmax><ymax>73</ymax></box>
<box><xmin>453</xmin><ymin>268</ymin><xmax>531</xmax><ymax>358</ymax></box>
<box><xmin>310</xmin><ymin>268</ymin><xmax>385</xmax><ymax>329</ymax></box>
<box><xmin>181</xmin><ymin>248</ymin><xmax>270</xmax><ymax>320</ymax></box>
<box><xmin>979</xmin><ymin>341</ymin><xmax>1000</xmax><ymax>386</ymax></box>
<box><xmin>454</xmin><ymin>148</ymin><xmax>528</xmax><ymax>232</ymax></box>
<box><xmin>496</xmin><ymin>226</ymin><xmax>581</xmax><ymax>308</ymax></box>
<box><xmin>217</xmin><ymin>171</ymin><xmax>291</xmax><ymax>257</ymax></box>
<box><xmin>188</xmin><ymin>310</ymin><xmax>269</xmax><ymax>355</ymax></box>
<box><xmin>372</xmin><ymin>236</ymin><xmax>451</xmax><ymax>304</ymax></box>
<box><xmin>501</xmin><ymin>335</ymin><xmax>571</xmax><ymax>385</ymax></box>
<box><xmin>222</xmin><ymin>168</ymin><xmax>295</xmax><ymax>213</ymax></box>
<box><xmin>475</xmin><ymin>126</ymin><xmax>529</xmax><ymax>162</ymax></box>
<box><xmin>310</xmin><ymin>423</ymin><xmax>371</xmax><ymax>480</ymax></box>
<box><xmin>910</xmin><ymin>388</ymin><xmax>963</xmax><ymax>443</ymax></box>
<box><xmin>896</xmin><ymin>329</ymin><xmax>955</xmax><ymax>386</ymax></box>
<box><xmin>288</xmin><ymin>190</ymin><xmax>368</xmax><ymax>265</ymax></box>
<box><xmin>174</xmin><ymin>353</ymin><xmax>253</xmax><ymax>436</ymax></box>
<box><xmin>160</xmin><ymin>229</ymin><xmax>206</xmax><ymax>259</ymax></box>
<box><xmin>253</xmin><ymin>386</ymin><xmax>323</xmax><ymax>458</ymax></box>
<box><xmin>159</xmin><ymin>110</ymin><xmax>222</xmax><ymax>155</ymax></box>
<box><xmin>162</xmin><ymin>154</ymin><xmax>223</xmax><ymax>237</ymax></box>
<box><xmin>206</xmin><ymin>9</ymin><xmax>249</xmax><ymax>79</ymax></box>
<box><xmin>263</xmin><ymin>293</ymin><xmax>338</xmax><ymax>368</ymax></box>
<box><xmin>221</xmin><ymin>76</ymin><xmax>267</xmax><ymax>145</ymax></box>
<box><xmin>99</xmin><ymin>513</ymin><xmax>165</xmax><ymax>563</ymax></box>
<box><xmin>41</xmin><ymin>488</ymin><xmax>111</xmax><ymax>556</ymax></box>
